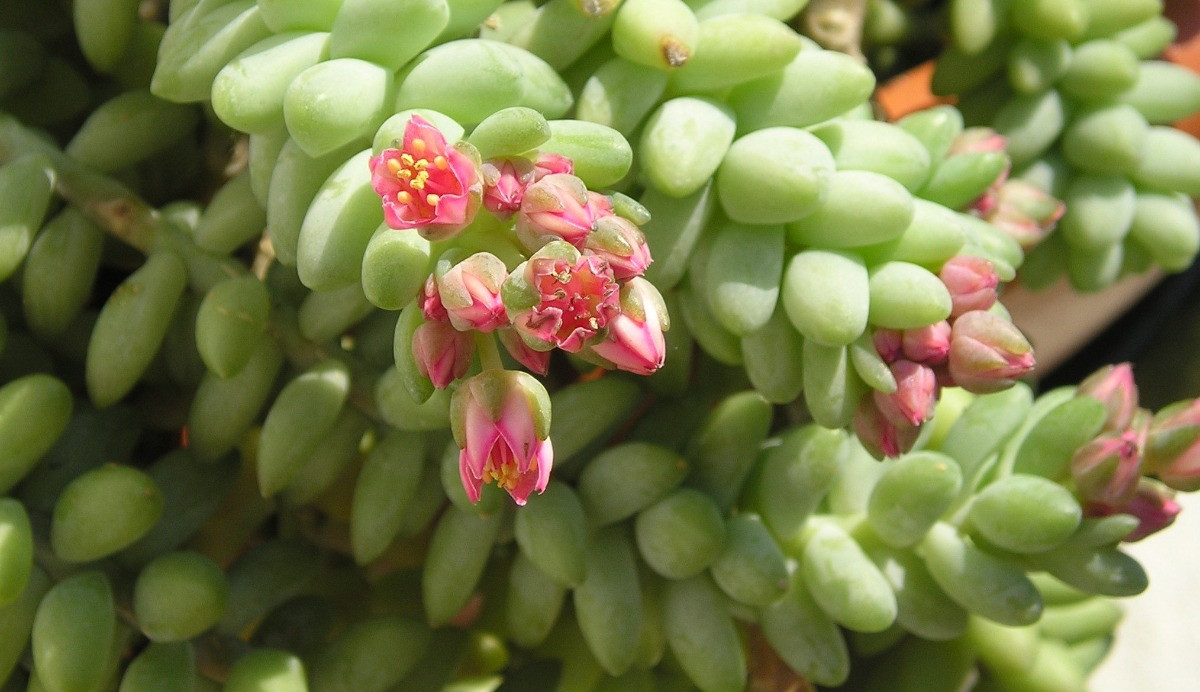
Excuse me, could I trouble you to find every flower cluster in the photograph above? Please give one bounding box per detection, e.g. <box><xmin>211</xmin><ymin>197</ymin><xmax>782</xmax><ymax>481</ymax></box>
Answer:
<box><xmin>370</xmin><ymin>116</ymin><xmax>666</xmax><ymax>504</ymax></box>
<box><xmin>1069</xmin><ymin>363</ymin><xmax>1185</xmax><ymax>541</ymax></box>
<box><xmin>856</xmin><ymin>254</ymin><xmax>1036</xmax><ymax>457</ymax></box>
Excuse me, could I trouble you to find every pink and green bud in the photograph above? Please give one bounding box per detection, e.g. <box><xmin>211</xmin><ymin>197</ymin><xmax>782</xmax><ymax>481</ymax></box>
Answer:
<box><xmin>1144</xmin><ymin>398</ymin><xmax>1200</xmax><ymax>492</ymax></box>
<box><xmin>587</xmin><ymin>276</ymin><xmax>670</xmax><ymax>376</ymax></box>
<box><xmin>533</xmin><ymin>152</ymin><xmax>574</xmax><ymax>180</ymax></box>
<box><xmin>873</xmin><ymin>328</ymin><xmax>904</xmax><ymax>363</ymax></box>
<box><xmin>946</xmin><ymin>310</ymin><xmax>1036</xmax><ymax>394</ymax></box>
<box><xmin>940</xmin><ymin>255</ymin><xmax>999</xmax><ymax>318</ymax></box>
<box><xmin>582</xmin><ymin>214</ymin><xmax>653</xmax><ymax>281</ymax></box>
<box><xmin>503</xmin><ymin>241</ymin><xmax>620</xmax><ymax>353</ymax></box>
<box><xmin>1086</xmin><ymin>479</ymin><xmax>1181</xmax><ymax>542</ymax></box>
<box><xmin>451</xmin><ymin>369</ymin><xmax>553</xmax><ymax>505</ymax></box>
<box><xmin>412</xmin><ymin>320</ymin><xmax>474</xmax><ymax>388</ymax></box>
<box><xmin>481</xmin><ymin>157</ymin><xmax>534</xmax><ymax>218</ymax></box>
<box><xmin>514</xmin><ymin>174</ymin><xmax>610</xmax><ymax>252</ymax></box>
<box><xmin>874</xmin><ymin>360</ymin><xmax>938</xmax><ymax>428</ymax></box>
<box><xmin>855</xmin><ymin>397</ymin><xmax>921</xmax><ymax>459</ymax></box>
<box><xmin>370</xmin><ymin>115</ymin><xmax>482</xmax><ymax>240</ymax></box>
<box><xmin>1072</xmin><ymin>417</ymin><xmax>1148</xmax><ymax>507</ymax></box>
<box><xmin>420</xmin><ymin>273</ymin><xmax>448</xmax><ymax>322</ymax></box>
<box><xmin>1076</xmin><ymin>363</ymin><xmax>1139</xmax><ymax>433</ymax></box>
<box><xmin>437</xmin><ymin>252</ymin><xmax>510</xmax><ymax>333</ymax></box>
<box><xmin>950</xmin><ymin>128</ymin><xmax>1009</xmax><ymax>215</ymax></box>
<box><xmin>986</xmin><ymin>179</ymin><xmax>1065</xmax><ymax>250</ymax></box>
<box><xmin>497</xmin><ymin>328</ymin><xmax>551</xmax><ymax>376</ymax></box>
<box><xmin>901</xmin><ymin>321</ymin><xmax>951</xmax><ymax>365</ymax></box>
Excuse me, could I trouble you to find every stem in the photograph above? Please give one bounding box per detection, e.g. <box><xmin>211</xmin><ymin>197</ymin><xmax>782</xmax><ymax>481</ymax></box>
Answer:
<box><xmin>477</xmin><ymin>331</ymin><xmax>504</xmax><ymax>371</ymax></box>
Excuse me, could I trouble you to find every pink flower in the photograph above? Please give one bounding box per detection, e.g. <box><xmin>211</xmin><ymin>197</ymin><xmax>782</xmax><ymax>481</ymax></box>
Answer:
<box><xmin>369</xmin><ymin>115</ymin><xmax>481</xmax><ymax>240</ymax></box>
<box><xmin>1114</xmin><ymin>481</ymin><xmax>1182</xmax><ymax>542</ymax></box>
<box><xmin>940</xmin><ymin>255</ymin><xmax>999</xmax><ymax>318</ymax></box>
<box><xmin>451</xmin><ymin>369</ymin><xmax>553</xmax><ymax>505</ymax></box>
<box><xmin>582</xmin><ymin>215</ymin><xmax>653</xmax><ymax>281</ymax></box>
<box><xmin>497</xmin><ymin>328</ymin><xmax>551</xmax><ymax>376</ymax></box>
<box><xmin>874</xmin><ymin>360</ymin><xmax>938</xmax><ymax>427</ymax></box>
<box><xmin>411</xmin><ymin>320</ymin><xmax>474</xmax><ymax>389</ymax></box>
<box><xmin>481</xmin><ymin>157</ymin><xmax>534</xmax><ymax>218</ymax></box>
<box><xmin>855</xmin><ymin>397</ymin><xmax>920</xmax><ymax>459</ymax></box>
<box><xmin>514</xmin><ymin>174</ymin><xmax>611</xmax><ymax>253</ymax></box>
<box><xmin>504</xmin><ymin>242</ymin><xmax>620</xmax><ymax>353</ymax></box>
<box><xmin>873</xmin><ymin>328</ymin><xmax>903</xmax><ymax>363</ymax></box>
<box><xmin>949</xmin><ymin>127</ymin><xmax>1009</xmax><ymax>216</ymax></box>
<box><xmin>420</xmin><ymin>273</ymin><xmax>448</xmax><ymax>322</ymax></box>
<box><xmin>588</xmin><ymin>277</ymin><xmax>670</xmax><ymax>376</ymax></box>
<box><xmin>1072</xmin><ymin>423</ymin><xmax>1147</xmax><ymax>507</ymax></box>
<box><xmin>532</xmin><ymin>152</ymin><xmax>574</xmax><ymax>180</ymax></box>
<box><xmin>986</xmin><ymin>179</ymin><xmax>1065</xmax><ymax>250</ymax></box>
<box><xmin>946</xmin><ymin>310</ymin><xmax>1035</xmax><ymax>394</ymax></box>
<box><xmin>1076</xmin><ymin>363</ymin><xmax>1139</xmax><ymax>433</ymax></box>
<box><xmin>437</xmin><ymin>252</ymin><xmax>509</xmax><ymax>333</ymax></box>
<box><xmin>1144</xmin><ymin>398</ymin><xmax>1200</xmax><ymax>492</ymax></box>
<box><xmin>901</xmin><ymin>321</ymin><xmax>951</xmax><ymax>365</ymax></box>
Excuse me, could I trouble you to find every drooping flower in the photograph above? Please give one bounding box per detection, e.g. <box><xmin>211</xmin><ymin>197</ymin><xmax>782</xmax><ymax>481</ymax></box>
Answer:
<box><xmin>587</xmin><ymin>277</ymin><xmax>670</xmax><ymax>376</ymax></box>
<box><xmin>1144</xmin><ymin>398</ymin><xmax>1200</xmax><ymax>492</ymax></box>
<box><xmin>874</xmin><ymin>360</ymin><xmax>938</xmax><ymax>428</ymax></box>
<box><xmin>514</xmin><ymin>174</ymin><xmax>611</xmax><ymax>252</ymax></box>
<box><xmin>451</xmin><ymin>369</ymin><xmax>553</xmax><ymax>505</ymax></box>
<box><xmin>940</xmin><ymin>255</ymin><xmax>999</xmax><ymax>318</ymax></box>
<box><xmin>411</xmin><ymin>320</ymin><xmax>474</xmax><ymax>389</ymax></box>
<box><xmin>1076</xmin><ymin>363</ymin><xmax>1139</xmax><ymax>433</ymax></box>
<box><xmin>369</xmin><ymin>115</ymin><xmax>481</xmax><ymax>240</ymax></box>
<box><xmin>503</xmin><ymin>241</ymin><xmax>620</xmax><ymax>353</ymax></box>
<box><xmin>436</xmin><ymin>252</ymin><xmax>509</xmax><ymax>333</ymax></box>
<box><xmin>582</xmin><ymin>214</ymin><xmax>653</xmax><ymax>280</ymax></box>
<box><xmin>946</xmin><ymin>310</ymin><xmax>1036</xmax><ymax>393</ymax></box>
<box><xmin>481</xmin><ymin>157</ymin><xmax>534</xmax><ymax>218</ymax></box>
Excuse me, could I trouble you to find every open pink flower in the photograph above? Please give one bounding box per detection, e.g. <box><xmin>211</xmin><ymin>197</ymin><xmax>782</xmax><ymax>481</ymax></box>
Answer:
<box><xmin>412</xmin><ymin>320</ymin><xmax>474</xmax><ymax>389</ymax></box>
<box><xmin>369</xmin><ymin>115</ymin><xmax>481</xmax><ymax>240</ymax></box>
<box><xmin>437</xmin><ymin>252</ymin><xmax>509</xmax><ymax>333</ymax></box>
<box><xmin>451</xmin><ymin>369</ymin><xmax>553</xmax><ymax>505</ymax></box>
<box><xmin>504</xmin><ymin>242</ymin><xmax>620</xmax><ymax>353</ymax></box>
<box><xmin>588</xmin><ymin>277</ymin><xmax>669</xmax><ymax>376</ymax></box>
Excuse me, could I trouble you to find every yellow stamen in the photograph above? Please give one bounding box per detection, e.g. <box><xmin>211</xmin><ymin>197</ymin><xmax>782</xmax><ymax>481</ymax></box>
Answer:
<box><xmin>396</xmin><ymin>190</ymin><xmax>412</xmax><ymax>204</ymax></box>
<box><xmin>400</xmin><ymin>153</ymin><xmax>415</xmax><ymax>166</ymax></box>
<box><xmin>414</xmin><ymin>158</ymin><xmax>429</xmax><ymax>170</ymax></box>
<box><xmin>386</xmin><ymin>158</ymin><xmax>403</xmax><ymax>175</ymax></box>
<box><xmin>426</xmin><ymin>193</ymin><xmax>440</xmax><ymax>206</ymax></box>
<box><xmin>412</xmin><ymin>138</ymin><xmax>426</xmax><ymax>155</ymax></box>
<box><xmin>397</xmin><ymin>168</ymin><xmax>412</xmax><ymax>179</ymax></box>
<box><xmin>434</xmin><ymin>155</ymin><xmax>448</xmax><ymax>170</ymax></box>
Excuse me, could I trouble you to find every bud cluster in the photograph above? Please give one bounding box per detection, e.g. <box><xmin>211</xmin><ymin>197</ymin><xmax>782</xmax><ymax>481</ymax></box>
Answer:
<box><xmin>371</xmin><ymin>115</ymin><xmax>666</xmax><ymax>504</ymax></box>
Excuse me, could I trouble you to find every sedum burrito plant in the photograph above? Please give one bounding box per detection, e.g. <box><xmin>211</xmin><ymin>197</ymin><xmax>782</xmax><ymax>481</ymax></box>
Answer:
<box><xmin>0</xmin><ymin>0</ymin><xmax>1199</xmax><ymax>690</ymax></box>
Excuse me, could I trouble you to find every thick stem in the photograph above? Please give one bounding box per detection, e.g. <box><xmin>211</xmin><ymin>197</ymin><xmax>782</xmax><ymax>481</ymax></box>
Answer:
<box><xmin>476</xmin><ymin>331</ymin><xmax>504</xmax><ymax>371</ymax></box>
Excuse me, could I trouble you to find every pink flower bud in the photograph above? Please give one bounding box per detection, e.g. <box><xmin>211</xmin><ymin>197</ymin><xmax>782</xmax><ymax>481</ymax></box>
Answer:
<box><xmin>411</xmin><ymin>320</ymin><xmax>474</xmax><ymax>388</ymax></box>
<box><xmin>420</xmin><ymin>273</ymin><xmax>448</xmax><ymax>322</ymax></box>
<box><xmin>855</xmin><ymin>397</ymin><xmax>921</xmax><ymax>459</ymax></box>
<box><xmin>437</xmin><ymin>252</ymin><xmax>509</xmax><ymax>333</ymax></box>
<box><xmin>901</xmin><ymin>321</ymin><xmax>951</xmax><ymax>365</ymax></box>
<box><xmin>1076</xmin><ymin>363</ymin><xmax>1139</xmax><ymax>433</ymax></box>
<box><xmin>481</xmin><ymin>157</ymin><xmax>534</xmax><ymax>218</ymax></box>
<box><xmin>986</xmin><ymin>179</ymin><xmax>1065</xmax><ymax>250</ymax></box>
<box><xmin>588</xmin><ymin>277</ymin><xmax>670</xmax><ymax>376</ymax></box>
<box><xmin>873</xmin><ymin>328</ymin><xmax>904</xmax><ymax>363</ymax></box>
<box><xmin>1072</xmin><ymin>423</ymin><xmax>1146</xmax><ymax>507</ymax></box>
<box><xmin>948</xmin><ymin>127</ymin><xmax>1008</xmax><ymax>157</ymax></box>
<box><xmin>1144</xmin><ymin>398</ymin><xmax>1200</xmax><ymax>492</ymax></box>
<box><xmin>1085</xmin><ymin>479</ymin><xmax>1181</xmax><ymax>543</ymax></box>
<box><xmin>533</xmin><ymin>152</ymin><xmax>574</xmax><ymax>180</ymax></box>
<box><xmin>497</xmin><ymin>328</ymin><xmax>551</xmax><ymax>376</ymax></box>
<box><xmin>369</xmin><ymin>115</ymin><xmax>482</xmax><ymax>240</ymax></box>
<box><xmin>514</xmin><ymin>174</ymin><xmax>606</xmax><ymax>252</ymax></box>
<box><xmin>874</xmin><ymin>360</ymin><xmax>938</xmax><ymax>427</ymax></box>
<box><xmin>451</xmin><ymin>369</ymin><xmax>553</xmax><ymax>505</ymax></box>
<box><xmin>505</xmin><ymin>242</ymin><xmax>620</xmax><ymax>353</ymax></box>
<box><xmin>582</xmin><ymin>215</ymin><xmax>653</xmax><ymax>280</ymax></box>
<box><xmin>946</xmin><ymin>310</ymin><xmax>1036</xmax><ymax>394</ymax></box>
<box><xmin>940</xmin><ymin>255</ymin><xmax>999</xmax><ymax>318</ymax></box>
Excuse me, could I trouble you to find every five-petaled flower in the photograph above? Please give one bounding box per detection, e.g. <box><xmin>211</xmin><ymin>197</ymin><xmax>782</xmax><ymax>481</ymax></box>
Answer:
<box><xmin>369</xmin><ymin>115</ymin><xmax>481</xmax><ymax>240</ymax></box>
<box><xmin>451</xmin><ymin>369</ymin><xmax>554</xmax><ymax>506</ymax></box>
<box><xmin>504</xmin><ymin>241</ymin><xmax>620</xmax><ymax>353</ymax></box>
